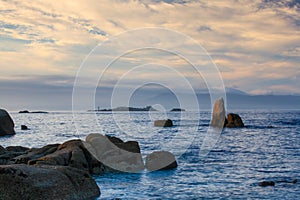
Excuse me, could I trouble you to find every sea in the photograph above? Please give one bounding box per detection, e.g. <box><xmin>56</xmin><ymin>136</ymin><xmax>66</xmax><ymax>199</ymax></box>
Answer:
<box><xmin>1</xmin><ymin>110</ymin><xmax>299</xmax><ymax>199</ymax></box>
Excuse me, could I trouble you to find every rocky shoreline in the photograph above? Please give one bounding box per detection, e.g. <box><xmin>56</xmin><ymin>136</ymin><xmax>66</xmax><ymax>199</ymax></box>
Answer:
<box><xmin>0</xmin><ymin>133</ymin><xmax>178</xmax><ymax>199</ymax></box>
<box><xmin>0</xmin><ymin>101</ymin><xmax>246</xmax><ymax>199</ymax></box>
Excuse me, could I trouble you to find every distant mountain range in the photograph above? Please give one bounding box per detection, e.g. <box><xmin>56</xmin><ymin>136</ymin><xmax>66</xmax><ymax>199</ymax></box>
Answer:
<box><xmin>95</xmin><ymin>87</ymin><xmax>300</xmax><ymax>110</ymax></box>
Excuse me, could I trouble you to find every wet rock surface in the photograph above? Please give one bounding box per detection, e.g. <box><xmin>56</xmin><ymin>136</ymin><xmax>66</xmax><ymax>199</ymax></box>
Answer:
<box><xmin>0</xmin><ymin>109</ymin><xmax>15</xmax><ymax>136</ymax></box>
<box><xmin>0</xmin><ymin>164</ymin><xmax>100</xmax><ymax>200</ymax></box>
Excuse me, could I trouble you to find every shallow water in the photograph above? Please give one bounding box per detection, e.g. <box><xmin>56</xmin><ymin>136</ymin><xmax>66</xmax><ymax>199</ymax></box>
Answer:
<box><xmin>1</xmin><ymin>110</ymin><xmax>299</xmax><ymax>199</ymax></box>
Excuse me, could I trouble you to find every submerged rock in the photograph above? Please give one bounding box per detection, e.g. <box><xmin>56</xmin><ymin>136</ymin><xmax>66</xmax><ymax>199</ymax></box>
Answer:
<box><xmin>154</xmin><ymin>119</ymin><xmax>173</xmax><ymax>127</ymax></box>
<box><xmin>210</xmin><ymin>98</ymin><xmax>226</xmax><ymax>128</ymax></box>
<box><xmin>259</xmin><ymin>181</ymin><xmax>275</xmax><ymax>187</ymax></box>
<box><xmin>225</xmin><ymin>113</ymin><xmax>244</xmax><ymax>128</ymax></box>
<box><xmin>145</xmin><ymin>151</ymin><xmax>177</xmax><ymax>171</ymax></box>
<box><xmin>0</xmin><ymin>109</ymin><xmax>15</xmax><ymax>136</ymax></box>
<box><xmin>85</xmin><ymin>133</ymin><xmax>144</xmax><ymax>173</ymax></box>
<box><xmin>0</xmin><ymin>164</ymin><xmax>100</xmax><ymax>200</ymax></box>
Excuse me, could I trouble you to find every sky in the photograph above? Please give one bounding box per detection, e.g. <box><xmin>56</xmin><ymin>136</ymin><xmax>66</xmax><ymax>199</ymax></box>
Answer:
<box><xmin>0</xmin><ymin>0</ymin><xmax>299</xmax><ymax>110</ymax></box>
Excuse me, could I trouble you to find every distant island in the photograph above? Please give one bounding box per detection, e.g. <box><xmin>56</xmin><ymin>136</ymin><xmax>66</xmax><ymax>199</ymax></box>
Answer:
<box><xmin>19</xmin><ymin>110</ymin><xmax>49</xmax><ymax>114</ymax></box>
<box><xmin>88</xmin><ymin>106</ymin><xmax>187</xmax><ymax>112</ymax></box>
<box><xmin>88</xmin><ymin>106</ymin><xmax>157</xmax><ymax>112</ymax></box>
<box><xmin>170</xmin><ymin>108</ymin><xmax>185</xmax><ymax>112</ymax></box>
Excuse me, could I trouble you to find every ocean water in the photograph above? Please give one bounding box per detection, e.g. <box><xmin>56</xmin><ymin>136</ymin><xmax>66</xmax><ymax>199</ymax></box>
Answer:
<box><xmin>1</xmin><ymin>110</ymin><xmax>300</xmax><ymax>199</ymax></box>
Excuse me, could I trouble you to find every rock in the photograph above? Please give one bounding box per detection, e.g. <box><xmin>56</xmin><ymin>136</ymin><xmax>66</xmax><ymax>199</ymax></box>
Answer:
<box><xmin>0</xmin><ymin>146</ymin><xmax>30</xmax><ymax>165</ymax></box>
<box><xmin>21</xmin><ymin>125</ymin><xmax>29</xmax><ymax>130</ymax></box>
<box><xmin>27</xmin><ymin>140</ymin><xmax>105</xmax><ymax>175</ymax></box>
<box><xmin>0</xmin><ymin>109</ymin><xmax>15</xmax><ymax>136</ymax></box>
<box><xmin>225</xmin><ymin>113</ymin><xmax>244</xmax><ymax>128</ymax></box>
<box><xmin>0</xmin><ymin>164</ymin><xmax>100</xmax><ymax>200</ymax></box>
<box><xmin>115</xmin><ymin>141</ymin><xmax>141</xmax><ymax>153</ymax></box>
<box><xmin>259</xmin><ymin>181</ymin><xmax>275</xmax><ymax>187</ymax></box>
<box><xmin>85</xmin><ymin>134</ymin><xmax>144</xmax><ymax>173</ymax></box>
<box><xmin>210</xmin><ymin>98</ymin><xmax>226</xmax><ymax>128</ymax></box>
<box><xmin>0</xmin><ymin>146</ymin><xmax>6</xmax><ymax>155</ymax></box>
<box><xmin>5</xmin><ymin>146</ymin><xmax>30</xmax><ymax>153</ymax></box>
<box><xmin>154</xmin><ymin>119</ymin><xmax>173</xmax><ymax>127</ymax></box>
<box><xmin>106</xmin><ymin>135</ymin><xmax>124</xmax><ymax>144</ymax></box>
<box><xmin>13</xmin><ymin>144</ymin><xmax>60</xmax><ymax>164</ymax></box>
<box><xmin>145</xmin><ymin>151</ymin><xmax>178</xmax><ymax>171</ymax></box>
<box><xmin>19</xmin><ymin>110</ymin><xmax>30</xmax><ymax>113</ymax></box>
<box><xmin>276</xmin><ymin>179</ymin><xmax>297</xmax><ymax>184</ymax></box>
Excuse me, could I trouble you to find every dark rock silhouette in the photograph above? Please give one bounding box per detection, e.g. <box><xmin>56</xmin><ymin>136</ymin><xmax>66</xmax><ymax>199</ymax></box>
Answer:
<box><xmin>19</xmin><ymin>110</ymin><xmax>48</xmax><ymax>114</ymax></box>
<box><xmin>19</xmin><ymin>110</ymin><xmax>30</xmax><ymax>113</ymax></box>
<box><xmin>259</xmin><ymin>181</ymin><xmax>275</xmax><ymax>187</ymax></box>
<box><xmin>21</xmin><ymin>125</ymin><xmax>29</xmax><ymax>130</ymax></box>
<box><xmin>224</xmin><ymin>113</ymin><xmax>244</xmax><ymax>128</ymax></box>
<box><xmin>89</xmin><ymin>106</ymin><xmax>157</xmax><ymax>112</ymax></box>
<box><xmin>0</xmin><ymin>109</ymin><xmax>15</xmax><ymax>136</ymax></box>
<box><xmin>277</xmin><ymin>179</ymin><xmax>297</xmax><ymax>184</ymax></box>
<box><xmin>154</xmin><ymin>119</ymin><xmax>173</xmax><ymax>127</ymax></box>
<box><xmin>0</xmin><ymin>164</ymin><xmax>100</xmax><ymax>200</ymax></box>
<box><xmin>258</xmin><ymin>179</ymin><xmax>297</xmax><ymax>187</ymax></box>
<box><xmin>145</xmin><ymin>151</ymin><xmax>177</xmax><ymax>171</ymax></box>
<box><xmin>170</xmin><ymin>108</ymin><xmax>185</xmax><ymax>112</ymax></box>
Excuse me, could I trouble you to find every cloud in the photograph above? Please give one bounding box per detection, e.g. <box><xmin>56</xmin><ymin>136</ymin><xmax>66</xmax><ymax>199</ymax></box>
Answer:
<box><xmin>0</xmin><ymin>0</ymin><xmax>300</xmax><ymax>109</ymax></box>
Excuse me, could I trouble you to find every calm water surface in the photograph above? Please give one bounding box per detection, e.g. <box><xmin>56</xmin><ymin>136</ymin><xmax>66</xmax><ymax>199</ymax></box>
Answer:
<box><xmin>1</xmin><ymin>110</ymin><xmax>299</xmax><ymax>199</ymax></box>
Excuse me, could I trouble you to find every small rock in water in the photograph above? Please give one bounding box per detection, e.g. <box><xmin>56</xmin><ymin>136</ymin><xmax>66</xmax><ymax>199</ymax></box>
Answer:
<box><xmin>259</xmin><ymin>181</ymin><xmax>275</xmax><ymax>187</ymax></box>
<box><xmin>154</xmin><ymin>119</ymin><xmax>173</xmax><ymax>127</ymax></box>
<box><xmin>225</xmin><ymin>113</ymin><xmax>244</xmax><ymax>128</ymax></box>
<box><xmin>145</xmin><ymin>151</ymin><xmax>177</xmax><ymax>171</ymax></box>
<box><xmin>21</xmin><ymin>125</ymin><xmax>29</xmax><ymax>130</ymax></box>
<box><xmin>210</xmin><ymin>98</ymin><xmax>226</xmax><ymax>128</ymax></box>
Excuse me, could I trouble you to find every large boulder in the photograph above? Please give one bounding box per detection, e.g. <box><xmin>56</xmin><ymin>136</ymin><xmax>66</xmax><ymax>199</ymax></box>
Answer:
<box><xmin>0</xmin><ymin>109</ymin><xmax>15</xmax><ymax>136</ymax></box>
<box><xmin>0</xmin><ymin>164</ymin><xmax>100</xmax><ymax>200</ymax></box>
<box><xmin>225</xmin><ymin>113</ymin><xmax>244</xmax><ymax>128</ymax></box>
<box><xmin>154</xmin><ymin>119</ymin><xmax>173</xmax><ymax>127</ymax></box>
<box><xmin>85</xmin><ymin>134</ymin><xmax>144</xmax><ymax>173</ymax></box>
<box><xmin>12</xmin><ymin>144</ymin><xmax>60</xmax><ymax>164</ymax></box>
<box><xmin>210</xmin><ymin>98</ymin><xmax>226</xmax><ymax>128</ymax></box>
<box><xmin>145</xmin><ymin>151</ymin><xmax>177</xmax><ymax>171</ymax></box>
<box><xmin>26</xmin><ymin>140</ymin><xmax>105</xmax><ymax>175</ymax></box>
